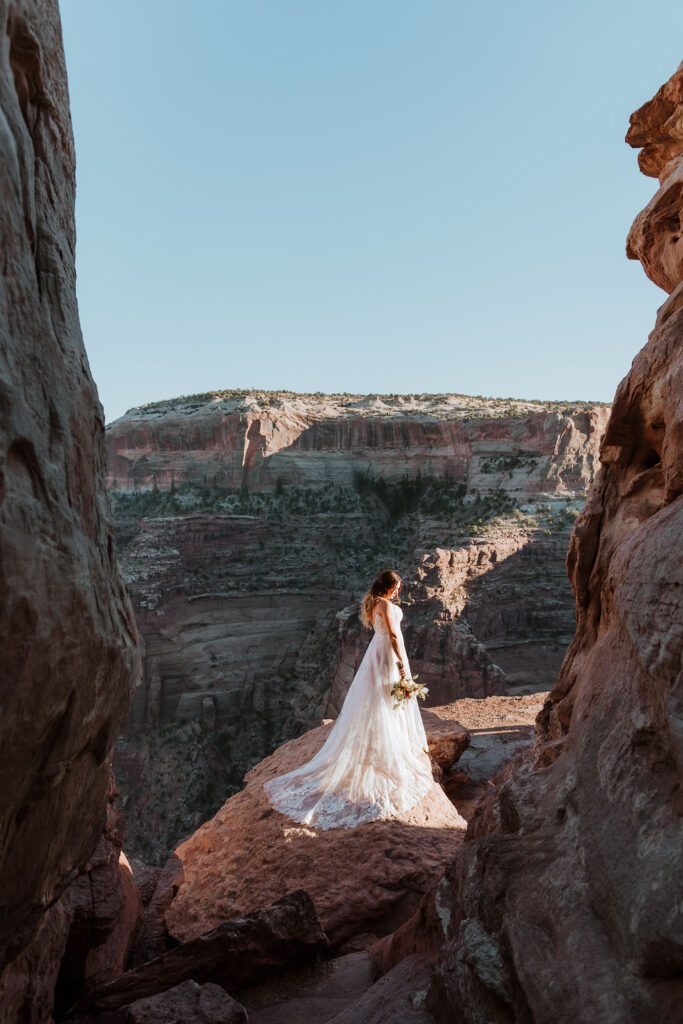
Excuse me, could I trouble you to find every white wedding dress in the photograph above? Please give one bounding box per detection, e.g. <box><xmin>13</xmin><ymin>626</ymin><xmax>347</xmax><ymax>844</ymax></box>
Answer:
<box><xmin>263</xmin><ymin>601</ymin><xmax>435</xmax><ymax>829</ymax></box>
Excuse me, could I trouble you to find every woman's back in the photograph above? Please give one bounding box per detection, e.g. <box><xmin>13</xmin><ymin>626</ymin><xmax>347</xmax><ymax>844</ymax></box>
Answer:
<box><xmin>371</xmin><ymin>599</ymin><xmax>403</xmax><ymax>634</ymax></box>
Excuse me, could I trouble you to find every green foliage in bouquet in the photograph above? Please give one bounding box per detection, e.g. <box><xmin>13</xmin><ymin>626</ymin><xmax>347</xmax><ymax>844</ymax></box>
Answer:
<box><xmin>391</xmin><ymin>674</ymin><xmax>429</xmax><ymax>710</ymax></box>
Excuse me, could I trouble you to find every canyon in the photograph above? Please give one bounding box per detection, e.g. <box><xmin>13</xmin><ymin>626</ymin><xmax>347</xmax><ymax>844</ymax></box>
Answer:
<box><xmin>107</xmin><ymin>396</ymin><xmax>609</xmax><ymax>863</ymax></box>
<box><xmin>0</xmin><ymin>2</ymin><xmax>680</xmax><ymax>1021</ymax></box>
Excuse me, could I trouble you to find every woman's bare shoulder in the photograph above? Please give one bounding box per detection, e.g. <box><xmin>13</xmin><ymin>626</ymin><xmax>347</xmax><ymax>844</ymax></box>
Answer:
<box><xmin>375</xmin><ymin>597</ymin><xmax>393</xmax><ymax>614</ymax></box>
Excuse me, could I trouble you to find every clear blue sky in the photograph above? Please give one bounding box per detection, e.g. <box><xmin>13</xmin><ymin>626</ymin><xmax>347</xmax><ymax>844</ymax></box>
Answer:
<box><xmin>59</xmin><ymin>1</ymin><xmax>682</xmax><ymax>423</ymax></box>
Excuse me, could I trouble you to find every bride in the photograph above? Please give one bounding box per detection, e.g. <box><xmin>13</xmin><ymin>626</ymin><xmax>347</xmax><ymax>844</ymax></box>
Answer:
<box><xmin>263</xmin><ymin>569</ymin><xmax>435</xmax><ymax>829</ymax></box>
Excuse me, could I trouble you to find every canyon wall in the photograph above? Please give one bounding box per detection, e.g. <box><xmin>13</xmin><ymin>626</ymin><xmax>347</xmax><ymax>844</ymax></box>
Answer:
<box><xmin>106</xmin><ymin>391</ymin><xmax>607</xmax><ymax>497</ymax></box>
<box><xmin>107</xmin><ymin>400</ymin><xmax>608</xmax><ymax>863</ymax></box>
<box><xmin>0</xmin><ymin>0</ymin><xmax>138</xmax><ymax>979</ymax></box>
<box><xmin>425</xmin><ymin>62</ymin><xmax>683</xmax><ymax>1024</ymax></box>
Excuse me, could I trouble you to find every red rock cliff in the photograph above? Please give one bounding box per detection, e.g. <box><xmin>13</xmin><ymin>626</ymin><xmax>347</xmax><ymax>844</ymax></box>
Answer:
<box><xmin>106</xmin><ymin>393</ymin><xmax>609</xmax><ymax>499</ymax></box>
<box><xmin>0</xmin><ymin>0</ymin><xmax>139</xmax><ymax>976</ymax></box>
<box><xmin>426</xmin><ymin>63</ymin><xmax>683</xmax><ymax>1024</ymax></box>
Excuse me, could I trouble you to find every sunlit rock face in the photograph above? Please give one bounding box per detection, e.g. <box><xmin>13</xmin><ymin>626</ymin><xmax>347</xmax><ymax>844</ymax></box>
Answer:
<box><xmin>164</xmin><ymin>709</ymin><xmax>468</xmax><ymax>953</ymax></box>
<box><xmin>626</xmin><ymin>62</ymin><xmax>683</xmax><ymax>293</ymax></box>
<box><xmin>0</xmin><ymin>0</ymin><xmax>138</xmax><ymax>977</ymax></box>
<box><xmin>106</xmin><ymin>391</ymin><xmax>608</xmax><ymax>498</ymax></box>
<box><xmin>426</xmin><ymin>63</ymin><xmax>683</xmax><ymax>1024</ymax></box>
<box><xmin>106</xmin><ymin>396</ymin><xmax>608</xmax><ymax>864</ymax></box>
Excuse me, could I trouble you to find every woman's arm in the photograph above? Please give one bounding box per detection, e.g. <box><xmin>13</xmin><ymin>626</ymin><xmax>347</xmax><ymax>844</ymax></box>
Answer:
<box><xmin>377</xmin><ymin>599</ymin><xmax>406</xmax><ymax>678</ymax></box>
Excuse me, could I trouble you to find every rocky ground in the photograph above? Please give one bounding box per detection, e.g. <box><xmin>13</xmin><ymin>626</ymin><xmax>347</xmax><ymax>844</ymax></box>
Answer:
<box><xmin>426</xmin><ymin>694</ymin><xmax>546</xmax><ymax>819</ymax></box>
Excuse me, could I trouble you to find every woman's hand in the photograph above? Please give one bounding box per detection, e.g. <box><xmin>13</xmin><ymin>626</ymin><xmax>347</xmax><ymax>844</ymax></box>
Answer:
<box><xmin>397</xmin><ymin>660</ymin><xmax>406</xmax><ymax>679</ymax></box>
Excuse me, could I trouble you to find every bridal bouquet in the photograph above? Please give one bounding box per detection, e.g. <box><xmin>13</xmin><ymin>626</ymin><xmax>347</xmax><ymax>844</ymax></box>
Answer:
<box><xmin>391</xmin><ymin>674</ymin><xmax>429</xmax><ymax>710</ymax></box>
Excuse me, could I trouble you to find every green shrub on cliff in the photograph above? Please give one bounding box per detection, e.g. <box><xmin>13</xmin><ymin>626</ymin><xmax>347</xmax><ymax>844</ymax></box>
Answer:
<box><xmin>352</xmin><ymin>469</ymin><xmax>469</xmax><ymax>520</ymax></box>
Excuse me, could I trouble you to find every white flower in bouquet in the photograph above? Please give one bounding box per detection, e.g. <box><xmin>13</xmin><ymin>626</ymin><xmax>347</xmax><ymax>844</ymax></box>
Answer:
<box><xmin>390</xmin><ymin>673</ymin><xmax>429</xmax><ymax>710</ymax></box>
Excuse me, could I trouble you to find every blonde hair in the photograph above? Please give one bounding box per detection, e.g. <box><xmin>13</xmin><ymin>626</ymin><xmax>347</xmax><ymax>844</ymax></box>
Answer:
<box><xmin>360</xmin><ymin>569</ymin><xmax>402</xmax><ymax>629</ymax></box>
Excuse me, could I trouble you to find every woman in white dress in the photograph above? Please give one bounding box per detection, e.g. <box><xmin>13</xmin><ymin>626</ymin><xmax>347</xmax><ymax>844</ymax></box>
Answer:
<box><xmin>263</xmin><ymin>570</ymin><xmax>435</xmax><ymax>830</ymax></box>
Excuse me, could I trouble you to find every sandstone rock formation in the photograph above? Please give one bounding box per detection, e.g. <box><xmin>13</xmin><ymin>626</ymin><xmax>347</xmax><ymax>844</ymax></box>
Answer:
<box><xmin>152</xmin><ymin>695</ymin><xmax>542</xmax><ymax>1023</ymax></box>
<box><xmin>70</xmin><ymin>980</ymin><xmax>247</xmax><ymax>1024</ymax></box>
<box><xmin>52</xmin><ymin>774</ymin><xmax>143</xmax><ymax>1015</ymax></box>
<box><xmin>0</xmin><ymin>899</ymin><xmax>73</xmax><ymax>1024</ymax></box>
<box><xmin>0</xmin><ymin>768</ymin><xmax>146</xmax><ymax>1023</ymax></box>
<box><xmin>420</xmin><ymin>63</ymin><xmax>683</xmax><ymax>1024</ymax></box>
<box><xmin>626</xmin><ymin>63</ymin><xmax>683</xmax><ymax>293</ymax></box>
<box><xmin>626</xmin><ymin>60</ymin><xmax>683</xmax><ymax>178</ymax></box>
<box><xmin>0</xmin><ymin>0</ymin><xmax>138</xmax><ymax>982</ymax></box>
<box><xmin>106</xmin><ymin>391</ymin><xmax>608</xmax><ymax>497</ymax></box>
<box><xmin>163</xmin><ymin>710</ymin><xmax>468</xmax><ymax>952</ymax></box>
<box><xmin>128</xmin><ymin>854</ymin><xmax>184</xmax><ymax>967</ymax></box>
<box><xmin>327</xmin><ymin>954</ymin><xmax>434</xmax><ymax>1024</ymax></box>
<box><xmin>421</xmin><ymin>710</ymin><xmax>471</xmax><ymax>771</ymax></box>
<box><xmin>66</xmin><ymin>891</ymin><xmax>326</xmax><ymax>1017</ymax></box>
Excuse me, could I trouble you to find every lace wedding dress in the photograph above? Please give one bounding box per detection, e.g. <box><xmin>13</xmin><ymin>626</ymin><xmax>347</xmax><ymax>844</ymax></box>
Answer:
<box><xmin>263</xmin><ymin>601</ymin><xmax>434</xmax><ymax>829</ymax></box>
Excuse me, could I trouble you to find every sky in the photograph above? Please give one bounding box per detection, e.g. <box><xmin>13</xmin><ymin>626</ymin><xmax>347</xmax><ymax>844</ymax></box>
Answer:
<box><xmin>58</xmin><ymin>1</ymin><xmax>683</xmax><ymax>424</ymax></box>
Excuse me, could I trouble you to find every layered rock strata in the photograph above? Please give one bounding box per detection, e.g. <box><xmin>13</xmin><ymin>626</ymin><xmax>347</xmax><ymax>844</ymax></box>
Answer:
<box><xmin>423</xmin><ymin>62</ymin><xmax>683</xmax><ymax>1024</ymax></box>
<box><xmin>0</xmin><ymin>0</ymin><xmax>138</xmax><ymax>979</ymax></box>
<box><xmin>106</xmin><ymin>392</ymin><xmax>608</xmax><ymax>497</ymax></box>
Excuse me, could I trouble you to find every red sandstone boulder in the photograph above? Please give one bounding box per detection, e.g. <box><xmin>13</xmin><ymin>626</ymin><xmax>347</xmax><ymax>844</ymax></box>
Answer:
<box><xmin>65</xmin><ymin>891</ymin><xmax>326</xmax><ymax>1017</ymax></box>
<box><xmin>66</xmin><ymin>980</ymin><xmax>247</xmax><ymax>1024</ymax></box>
<box><xmin>164</xmin><ymin>714</ymin><xmax>467</xmax><ymax>951</ymax></box>
<box><xmin>421</xmin><ymin>710</ymin><xmax>470</xmax><ymax>771</ymax></box>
